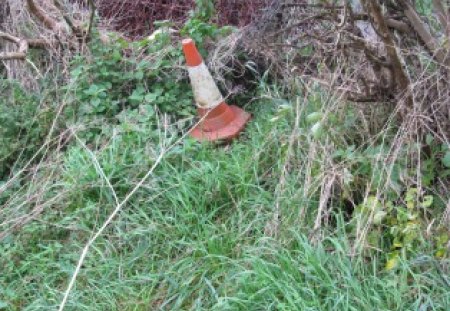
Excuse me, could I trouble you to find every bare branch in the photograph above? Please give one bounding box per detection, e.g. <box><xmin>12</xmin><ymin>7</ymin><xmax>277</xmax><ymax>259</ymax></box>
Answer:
<box><xmin>86</xmin><ymin>0</ymin><xmax>96</xmax><ymax>40</ymax></box>
<box><xmin>0</xmin><ymin>30</ymin><xmax>48</xmax><ymax>61</ymax></box>
<box><xmin>28</xmin><ymin>39</ymin><xmax>48</xmax><ymax>49</ymax></box>
<box><xmin>432</xmin><ymin>0</ymin><xmax>450</xmax><ymax>38</ymax></box>
<box><xmin>385</xmin><ymin>18</ymin><xmax>411</xmax><ymax>33</ymax></box>
<box><xmin>26</xmin><ymin>0</ymin><xmax>64</xmax><ymax>32</ymax></box>
<box><xmin>0</xmin><ymin>31</ymin><xmax>21</xmax><ymax>44</ymax></box>
<box><xmin>52</xmin><ymin>0</ymin><xmax>82</xmax><ymax>36</ymax></box>
<box><xmin>400</xmin><ymin>0</ymin><xmax>449</xmax><ymax>66</ymax></box>
<box><xmin>0</xmin><ymin>52</ymin><xmax>27</xmax><ymax>60</ymax></box>
<box><xmin>360</xmin><ymin>0</ymin><xmax>413</xmax><ymax>111</ymax></box>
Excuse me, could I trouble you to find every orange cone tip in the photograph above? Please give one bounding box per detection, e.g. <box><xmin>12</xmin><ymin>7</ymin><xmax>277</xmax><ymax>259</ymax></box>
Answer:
<box><xmin>182</xmin><ymin>38</ymin><xmax>203</xmax><ymax>67</ymax></box>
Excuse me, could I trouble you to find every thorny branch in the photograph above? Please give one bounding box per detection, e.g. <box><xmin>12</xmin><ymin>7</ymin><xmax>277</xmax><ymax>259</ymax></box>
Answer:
<box><xmin>1</xmin><ymin>0</ymin><xmax>98</xmax><ymax>61</ymax></box>
<box><xmin>254</xmin><ymin>0</ymin><xmax>450</xmax><ymax>113</ymax></box>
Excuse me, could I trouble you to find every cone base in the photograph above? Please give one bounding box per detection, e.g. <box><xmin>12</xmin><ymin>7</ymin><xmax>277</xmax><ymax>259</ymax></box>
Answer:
<box><xmin>190</xmin><ymin>105</ymin><xmax>251</xmax><ymax>142</ymax></box>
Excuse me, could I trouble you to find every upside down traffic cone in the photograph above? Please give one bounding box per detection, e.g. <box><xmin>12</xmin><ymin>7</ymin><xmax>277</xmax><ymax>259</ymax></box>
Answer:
<box><xmin>182</xmin><ymin>38</ymin><xmax>251</xmax><ymax>141</ymax></box>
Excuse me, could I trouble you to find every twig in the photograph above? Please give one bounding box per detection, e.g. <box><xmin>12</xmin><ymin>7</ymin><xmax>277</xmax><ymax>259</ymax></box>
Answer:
<box><xmin>86</xmin><ymin>0</ymin><xmax>96</xmax><ymax>41</ymax></box>
<box><xmin>52</xmin><ymin>0</ymin><xmax>81</xmax><ymax>36</ymax></box>
<box><xmin>432</xmin><ymin>0</ymin><xmax>450</xmax><ymax>39</ymax></box>
<box><xmin>0</xmin><ymin>31</ymin><xmax>47</xmax><ymax>61</ymax></box>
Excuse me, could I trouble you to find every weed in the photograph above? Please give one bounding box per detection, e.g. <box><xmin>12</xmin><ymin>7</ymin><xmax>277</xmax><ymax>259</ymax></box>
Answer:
<box><xmin>1</xmin><ymin>10</ymin><xmax>449</xmax><ymax>311</ymax></box>
<box><xmin>0</xmin><ymin>80</ymin><xmax>53</xmax><ymax>179</ymax></box>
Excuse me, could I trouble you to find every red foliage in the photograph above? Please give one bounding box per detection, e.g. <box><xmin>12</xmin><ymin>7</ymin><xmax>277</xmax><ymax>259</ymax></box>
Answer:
<box><xmin>215</xmin><ymin>0</ymin><xmax>269</xmax><ymax>28</ymax></box>
<box><xmin>72</xmin><ymin>0</ymin><xmax>268</xmax><ymax>37</ymax></box>
<box><xmin>96</xmin><ymin>0</ymin><xmax>194</xmax><ymax>38</ymax></box>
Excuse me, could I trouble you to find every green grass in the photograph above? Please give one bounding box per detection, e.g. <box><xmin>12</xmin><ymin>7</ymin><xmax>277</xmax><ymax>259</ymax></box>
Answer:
<box><xmin>1</xmin><ymin>99</ymin><xmax>449</xmax><ymax>310</ymax></box>
<box><xmin>2</xmin><ymin>5</ymin><xmax>450</xmax><ymax>309</ymax></box>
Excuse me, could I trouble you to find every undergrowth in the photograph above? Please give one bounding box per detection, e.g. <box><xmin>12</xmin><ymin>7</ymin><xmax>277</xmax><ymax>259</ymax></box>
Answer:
<box><xmin>0</xmin><ymin>12</ymin><xmax>449</xmax><ymax>311</ymax></box>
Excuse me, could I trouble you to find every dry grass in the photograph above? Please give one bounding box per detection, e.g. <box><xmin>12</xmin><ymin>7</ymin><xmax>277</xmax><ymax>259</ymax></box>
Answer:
<box><xmin>0</xmin><ymin>1</ymin><xmax>449</xmax><ymax>309</ymax></box>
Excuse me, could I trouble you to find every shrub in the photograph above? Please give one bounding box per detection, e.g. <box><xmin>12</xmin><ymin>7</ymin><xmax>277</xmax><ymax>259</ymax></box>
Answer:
<box><xmin>0</xmin><ymin>81</ymin><xmax>52</xmax><ymax>179</ymax></box>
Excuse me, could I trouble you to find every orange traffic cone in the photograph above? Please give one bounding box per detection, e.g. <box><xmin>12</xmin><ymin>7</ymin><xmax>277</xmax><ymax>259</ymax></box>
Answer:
<box><xmin>182</xmin><ymin>38</ymin><xmax>251</xmax><ymax>141</ymax></box>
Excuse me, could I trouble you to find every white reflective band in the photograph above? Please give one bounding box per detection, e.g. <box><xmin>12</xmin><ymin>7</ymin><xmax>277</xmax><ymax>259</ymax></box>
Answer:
<box><xmin>187</xmin><ymin>62</ymin><xmax>224</xmax><ymax>109</ymax></box>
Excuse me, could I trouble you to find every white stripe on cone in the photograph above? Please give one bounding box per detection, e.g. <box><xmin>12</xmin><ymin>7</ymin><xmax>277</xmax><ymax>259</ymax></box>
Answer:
<box><xmin>187</xmin><ymin>62</ymin><xmax>224</xmax><ymax>109</ymax></box>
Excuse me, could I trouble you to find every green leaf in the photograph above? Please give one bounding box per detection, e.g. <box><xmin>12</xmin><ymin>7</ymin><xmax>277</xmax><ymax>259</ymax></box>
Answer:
<box><xmin>393</xmin><ymin>239</ymin><xmax>403</xmax><ymax>249</ymax></box>
<box><xmin>310</xmin><ymin>122</ymin><xmax>324</xmax><ymax>139</ymax></box>
<box><xmin>137</xmin><ymin>60</ymin><xmax>151</xmax><ymax>69</ymax></box>
<box><xmin>129</xmin><ymin>86</ymin><xmax>145</xmax><ymax>104</ymax></box>
<box><xmin>435</xmin><ymin>248</ymin><xmax>447</xmax><ymax>258</ymax></box>
<box><xmin>117</xmin><ymin>37</ymin><xmax>129</xmax><ymax>48</ymax></box>
<box><xmin>90</xmin><ymin>98</ymin><xmax>101</xmax><ymax>107</ymax></box>
<box><xmin>300</xmin><ymin>46</ymin><xmax>313</xmax><ymax>57</ymax></box>
<box><xmin>373</xmin><ymin>211</ymin><xmax>387</xmax><ymax>225</ymax></box>
<box><xmin>420</xmin><ymin>195</ymin><xmax>433</xmax><ymax>208</ymax></box>
<box><xmin>112</xmin><ymin>49</ymin><xmax>122</xmax><ymax>61</ymax></box>
<box><xmin>426</xmin><ymin>133</ymin><xmax>434</xmax><ymax>145</ymax></box>
<box><xmin>385</xmin><ymin>254</ymin><xmax>399</xmax><ymax>271</ymax></box>
<box><xmin>366</xmin><ymin>196</ymin><xmax>382</xmax><ymax>212</ymax></box>
<box><xmin>129</xmin><ymin>93</ymin><xmax>144</xmax><ymax>103</ymax></box>
<box><xmin>0</xmin><ymin>301</ymin><xmax>8</xmax><ymax>309</ymax></box>
<box><xmin>70</xmin><ymin>66</ymin><xmax>83</xmax><ymax>79</ymax></box>
<box><xmin>405</xmin><ymin>188</ymin><xmax>417</xmax><ymax>202</ymax></box>
<box><xmin>144</xmin><ymin>93</ymin><xmax>158</xmax><ymax>103</ymax></box>
<box><xmin>442</xmin><ymin>151</ymin><xmax>450</xmax><ymax>168</ymax></box>
<box><xmin>306</xmin><ymin>112</ymin><xmax>323</xmax><ymax>123</ymax></box>
<box><xmin>84</xmin><ymin>84</ymin><xmax>99</xmax><ymax>96</ymax></box>
<box><xmin>134</xmin><ymin>71</ymin><xmax>144</xmax><ymax>80</ymax></box>
<box><xmin>140</xmin><ymin>104</ymin><xmax>155</xmax><ymax>116</ymax></box>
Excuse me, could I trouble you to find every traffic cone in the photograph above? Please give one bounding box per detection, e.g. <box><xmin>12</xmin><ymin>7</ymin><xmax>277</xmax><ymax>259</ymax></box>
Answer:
<box><xmin>182</xmin><ymin>38</ymin><xmax>251</xmax><ymax>141</ymax></box>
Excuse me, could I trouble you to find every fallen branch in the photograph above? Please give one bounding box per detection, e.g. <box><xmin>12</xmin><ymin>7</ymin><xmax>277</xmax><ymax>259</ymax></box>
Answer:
<box><xmin>0</xmin><ymin>51</ymin><xmax>27</xmax><ymax>60</ymax></box>
<box><xmin>2</xmin><ymin>0</ymin><xmax>97</xmax><ymax>62</ymax></box>
<box><xmin>26</xmin><ymin>0</ymin><xmax>65</xmax><ymax>33</ymax></box>
<box><xmin>0</xmin><ymin>31</ymin><xmax>47</xmax><ymax>60</ymax></box>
